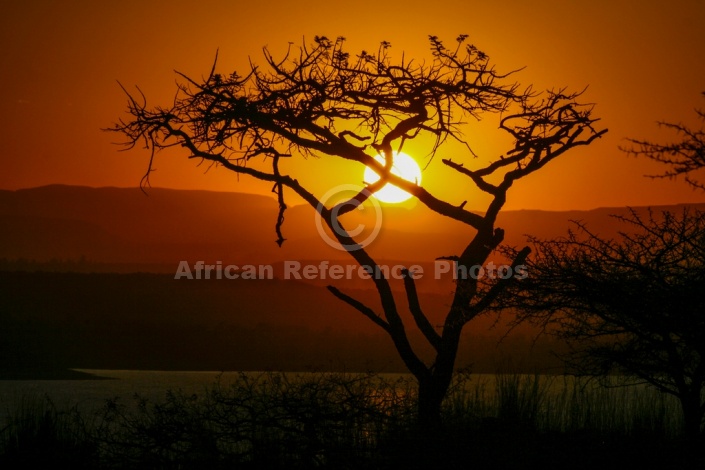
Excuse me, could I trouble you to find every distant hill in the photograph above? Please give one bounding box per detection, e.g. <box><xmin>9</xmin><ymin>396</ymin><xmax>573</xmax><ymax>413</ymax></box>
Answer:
<box><xmin>2</xmin><ymin>184</ymin><xmax>703</xmax><ymax>270</ymax></box>
<box><xmin>1</xmin><ymin>185</ymin><xmax>703</xmax><ymax>374</ymax></box>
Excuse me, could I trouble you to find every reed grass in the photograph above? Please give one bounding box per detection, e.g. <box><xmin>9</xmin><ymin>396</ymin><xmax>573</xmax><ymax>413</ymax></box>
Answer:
<box><xmin>446</xmin><ymin>373</ymin><xmax>683</xmax><ymax>437</ymax></box>
<box><xmin>0</xmin><ymin>394</ymin><xmax>97</xmax><ymax>467</ymax></box>
<box><xmin>0</xmin><ymin>372</ymin><xmax>691</xmax><ymax>468</ymax></box>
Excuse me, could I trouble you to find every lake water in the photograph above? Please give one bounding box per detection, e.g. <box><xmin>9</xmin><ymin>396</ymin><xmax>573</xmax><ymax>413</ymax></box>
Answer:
<box><xmin>0</xmin><ymin>370</ymin><xmax>248</xmax><ymax>421</ymax></box>
<box><xmin>0</xmin><ymin>369</ymin><xmax>414</xmax><ymax>422</ymax></box>
<box><xmin>0</xmin><ymin>369</ymin><xmax>684</xmax><ymax>436</ymax></box>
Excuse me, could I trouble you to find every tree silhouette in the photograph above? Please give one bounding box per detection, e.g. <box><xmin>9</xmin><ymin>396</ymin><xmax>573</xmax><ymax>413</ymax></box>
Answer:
<box><xmin>503</xmin><ymin>209</ymin><xmax>705</xmax><ymax>437</ymax></box>
<box><xmin>622</xmin><ymin>91</ymin><xmax>705</xmax><ymax>189</ymax></box>
<box><xmin>111</xmin><ymin>35</ymin><xmax>606</xmax><ymax>426</ymax></box>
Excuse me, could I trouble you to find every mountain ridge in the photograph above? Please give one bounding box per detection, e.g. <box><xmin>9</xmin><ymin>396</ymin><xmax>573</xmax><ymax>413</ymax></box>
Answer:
<box><xmin>2</xmin><ymin>185</ymin><xmax>702</xmax><ymax>374</ymax></box>
<box><xmin>2</xmin><ymin>184</ymin><xmax>704</xmax><ymax>266</ymax></box>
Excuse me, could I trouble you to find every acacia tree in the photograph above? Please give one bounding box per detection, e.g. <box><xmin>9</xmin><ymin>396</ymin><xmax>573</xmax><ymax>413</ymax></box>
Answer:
<box><xmin>503</xmin><ymin>209</ymin><xmax>705</xmax><ymax>437</ymax></box>
<box><xmin>111</xmin><ymin>35</ymin><xmax>605</xmax><ymax>426</ymax></box>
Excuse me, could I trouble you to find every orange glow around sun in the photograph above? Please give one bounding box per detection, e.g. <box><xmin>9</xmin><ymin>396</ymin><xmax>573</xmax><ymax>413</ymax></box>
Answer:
<box><xmin>0</xmin><ymin>2</ymin><xmax>704</xmax><ymax>210</ymax></box>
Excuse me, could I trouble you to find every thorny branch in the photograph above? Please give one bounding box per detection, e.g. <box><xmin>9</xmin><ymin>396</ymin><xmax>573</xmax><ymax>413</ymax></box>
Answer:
<box><xmin>109</xmin><ymin>34</ymin><xmax>606</xmax><ymax>388</ymax></box>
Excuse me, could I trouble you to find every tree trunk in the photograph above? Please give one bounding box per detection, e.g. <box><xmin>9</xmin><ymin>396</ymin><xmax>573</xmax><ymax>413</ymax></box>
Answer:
<box><xmin>417</xmin><ymin>378</ymin><xmax>446</xmax><ymax>429</ymax></box>
<box><xmin>680</xmin><ymin>391</ymin><xmax>703</xmax><ymax>439</ymax></box>
<box><xmin>416</xmin><ymin>329</ymin><xmax>462</xmax><ymax>428</ymax></box>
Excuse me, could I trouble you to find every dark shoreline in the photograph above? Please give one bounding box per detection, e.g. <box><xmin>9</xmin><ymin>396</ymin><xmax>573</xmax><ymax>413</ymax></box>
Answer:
<box><xmin>0</xmin><ymin>368</ymin><xmax>115</xmax><ymax>380</ymax></box>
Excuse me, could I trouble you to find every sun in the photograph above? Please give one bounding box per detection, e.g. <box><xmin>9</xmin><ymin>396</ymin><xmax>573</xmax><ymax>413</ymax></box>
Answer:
<box><xmin>363</xmin><ymin>152</ymin><xmax>422</xmax><ymax>203</ymax></box>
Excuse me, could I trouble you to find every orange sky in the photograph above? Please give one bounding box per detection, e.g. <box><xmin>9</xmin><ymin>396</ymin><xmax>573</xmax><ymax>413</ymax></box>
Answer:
<box><xmin>1</xmin><ymin>0</ymin><xmax>704</xmax><ymax>211</ymax></box>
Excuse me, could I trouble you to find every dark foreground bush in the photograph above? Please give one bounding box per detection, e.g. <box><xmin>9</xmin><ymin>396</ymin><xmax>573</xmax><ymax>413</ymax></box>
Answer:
<box><xmin>1</xmin><ymin>372</ymin><xmax>702</xmax><ymax>469</ymax></box>
<box><xmin>92</xmin><ymin>372</ymin><xmax>416</xmax><ymax>469</ymax></box>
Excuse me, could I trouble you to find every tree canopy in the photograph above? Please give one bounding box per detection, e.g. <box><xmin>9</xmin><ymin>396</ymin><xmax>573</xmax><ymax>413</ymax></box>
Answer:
<box><xmin>114</xmin><ymin>35</ymin><xmax>604</xmax><ymax>237</ymax></box>
<box><xmin>111</xmin><ymin>35</ymin><xmax>606</xmax><ymax>425</ymax></box>
<box><xmin>504</xmin><ymin>208</ymin><xmax>705</xmax><ymax>436</ymax></box>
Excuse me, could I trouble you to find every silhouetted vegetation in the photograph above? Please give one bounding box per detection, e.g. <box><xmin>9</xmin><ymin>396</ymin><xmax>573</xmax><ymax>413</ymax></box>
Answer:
<box><xmin>1</xmin><ymin>372</ymin><xmax>701</xmax><ymax>468</ymax></box>
<box><xmin>622</xmin><ymin>91</ymin><xmax>705</xmax><ymax>189</ymax></box>
<box><xmin>504</xmin><ymin>208</ymin><xmax>705</xmax><ymax>439</ymax></box>
<box><xmin>0</xmin><ymin>395</ymin><xmax>98</xmax><ymax>468</ymax></box>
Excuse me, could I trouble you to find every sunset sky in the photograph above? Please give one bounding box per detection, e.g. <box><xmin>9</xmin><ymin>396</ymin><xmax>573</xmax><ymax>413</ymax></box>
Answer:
<box><xmin>2</xmin><ymin>0</ymin><xmax>704</xmax><ymax>211</ymax></box>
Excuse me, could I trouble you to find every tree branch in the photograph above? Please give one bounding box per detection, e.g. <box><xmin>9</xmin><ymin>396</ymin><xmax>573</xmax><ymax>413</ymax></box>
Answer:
<box><xmin>327</xmin><ymin>286</ymin><xmax>390</xmax><ymax>333</ymax></box>
<box><xmin>402</xmin><ymin>268</ymin><xmax>442</xmax><ymax>351</ymax></box>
